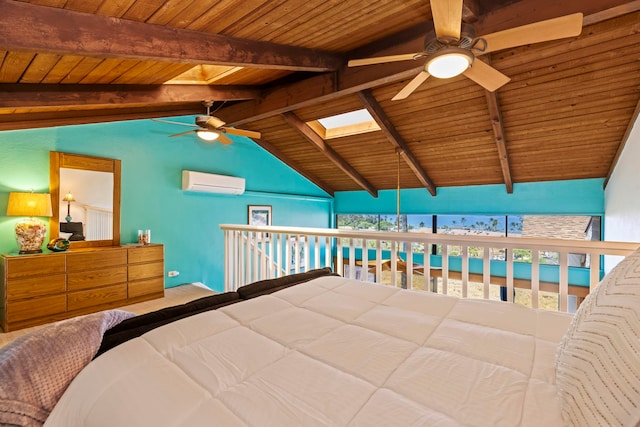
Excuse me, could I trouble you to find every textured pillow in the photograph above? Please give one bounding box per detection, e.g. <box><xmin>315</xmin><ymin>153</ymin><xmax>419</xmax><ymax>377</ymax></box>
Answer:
<box><xmin>0</xmin><ymin>310</ymin><xmax>134</xmax><ymax>427</ymax></box>
<box><xmin>556</xmin><ymin>248</ymin><xmax>640</xmax><ymax>426</ymax></box>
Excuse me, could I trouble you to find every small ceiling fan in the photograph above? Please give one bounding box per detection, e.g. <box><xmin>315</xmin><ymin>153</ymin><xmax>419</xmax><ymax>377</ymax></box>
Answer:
<box><xmin>153</xmin><ymin>100</ymin><xmax>261</xmax><ymax>144</ymax></box>
<box><xmin>348</xmin><ymin>0</ymin><xmax>583</xmax><ymax>100</ymax></box>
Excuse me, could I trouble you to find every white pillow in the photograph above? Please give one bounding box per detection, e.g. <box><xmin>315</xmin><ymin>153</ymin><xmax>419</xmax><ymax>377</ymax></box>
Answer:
<box><xmin>556</xmin><ymin>248</ymin><xmax>640</xmax><ymax>426</ymax></box>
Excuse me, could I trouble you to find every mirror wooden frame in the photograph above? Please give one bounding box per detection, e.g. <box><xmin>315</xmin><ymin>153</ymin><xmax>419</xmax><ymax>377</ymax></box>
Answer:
<box><xmin>49</xmin><ymin>151</ymin><xmax>121</xmax><ymax>247</ymax></box>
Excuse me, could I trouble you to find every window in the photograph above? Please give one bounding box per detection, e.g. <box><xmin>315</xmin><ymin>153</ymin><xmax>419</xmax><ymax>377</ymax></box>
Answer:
<box><xmin>307</xmin><ymin>109</ymin><xmax>380</xmax><ymax>139</ymax></box>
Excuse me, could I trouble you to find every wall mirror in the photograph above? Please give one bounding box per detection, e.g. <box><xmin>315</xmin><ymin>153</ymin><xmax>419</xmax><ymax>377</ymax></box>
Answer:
<box><xmin>49</xmin><ymin>152</ymin><xmax>121</xmax><ymax>247</ymax></box>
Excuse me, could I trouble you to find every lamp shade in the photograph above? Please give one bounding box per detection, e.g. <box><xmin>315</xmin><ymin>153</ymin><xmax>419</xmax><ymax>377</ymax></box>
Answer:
<box><xmin>6</xmin><ymin>192</ymin><xmax>53</xmax><ymax>217</ymax></box>
<box><xmin>62</xmin><ymin>192</ymin><xmax>75</xmax><ymax>203</ymax></box>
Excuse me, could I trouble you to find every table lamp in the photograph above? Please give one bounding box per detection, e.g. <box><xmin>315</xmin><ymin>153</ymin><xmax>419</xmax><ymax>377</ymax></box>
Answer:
<box><xmin>63</xmin><ymin>191</ymin><xmax>75</xmax><ymax>222</ymax></box>
<box><xmin>6</xmin><ymin>192</ymin><xmax>53</xmax><ymax>254</ymax></box>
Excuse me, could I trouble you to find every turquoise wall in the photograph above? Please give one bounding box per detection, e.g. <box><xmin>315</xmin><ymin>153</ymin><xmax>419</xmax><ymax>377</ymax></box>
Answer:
<box><xmin>0</xmin><ymin>118</ymin><xmax>332</xmax><ymax>292</ymax></box>
<box><xmin>334</xmin><ymin>179</ymin><xmax>605</xmax><ymax>215</ymax></box>
<box><xmin>1</xmin><ymin>115</ymin><xmax>606</xmax><ymax>293</ymax></box>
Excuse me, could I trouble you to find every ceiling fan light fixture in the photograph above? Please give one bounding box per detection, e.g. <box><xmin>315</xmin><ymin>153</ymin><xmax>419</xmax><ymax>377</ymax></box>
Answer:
<box><xmin>427</xmin><ymin>47</ymin><xmax>473</xmax><ymax>79</ymax></box>
<box><xmin>196</xmin><ymin>129</ymin><xmax>220</xmax><ymax>141</ymax></box>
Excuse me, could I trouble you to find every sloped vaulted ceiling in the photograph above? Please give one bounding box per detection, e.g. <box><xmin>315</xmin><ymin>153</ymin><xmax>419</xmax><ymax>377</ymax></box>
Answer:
<box><xmin>1</xmin><ymin>0</ymin><xmax>639</xmax><ymax>196</ymax></box>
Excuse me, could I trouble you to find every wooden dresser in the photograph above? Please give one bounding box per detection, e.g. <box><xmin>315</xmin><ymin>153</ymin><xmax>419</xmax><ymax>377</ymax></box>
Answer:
<box><xmin>0</xmin><ymin>244</ymin><xmax>164</xmax><ymax>332</ymax></box>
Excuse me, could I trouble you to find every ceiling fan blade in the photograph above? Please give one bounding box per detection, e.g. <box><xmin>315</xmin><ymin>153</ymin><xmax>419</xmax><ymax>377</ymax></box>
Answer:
<box><xmin>392</xmin><ymin>70</ymin><xmax>430</xmax><ymax>100</ymax></box>
<box><xmin>463</xmin><ymin>59</ymin><xmax>510</xmax><ymax>92</ymax></box>
<box><xmin>206</xmin><ymin>116</ymin><xmax>226</xmax><ymax>128</ymax></box>
<box><xmin>169</xmin><ymin>129</ymin><xmax>197</xmax><ymax>138</ymax></box>
<box><xmin>217</xmin><ymin>133</ymin><xmax>233</xmax><ymax>145</ymax></box>
<box><xmin>223</xmin><ymin>127</ymin><xmax>262</xmax><ymax>139</ymax></box>
<box><xmin>348</xmin><ymin>54</ymin><xmax>421</xmax><ymax>67</ymax></box>
<box><xmin>479</xmin><ymin>13</ymin><xmax>583</xmax><ymax>55</ymax></box>
<box><xmin>152</xmin><ymin>118</ymin><xmax>198</xmax><ymax>128</ymax></box>
<box><xmin>430</xmin><ymin>0</ymin><xmax>462</xmax><ymax>40</ymax></box>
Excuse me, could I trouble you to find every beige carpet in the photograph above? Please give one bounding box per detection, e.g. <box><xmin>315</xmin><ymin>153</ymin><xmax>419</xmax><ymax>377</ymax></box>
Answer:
<box><xmin>0</xmin><ymin>284</ymin><xmax>215</xmax><ymax>348</ymax></box>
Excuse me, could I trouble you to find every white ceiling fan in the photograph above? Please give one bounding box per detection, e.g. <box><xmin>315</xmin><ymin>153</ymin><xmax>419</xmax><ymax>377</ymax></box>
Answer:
<box><xmin>348</xmin><ymin>0</ymin><xmax>583</xmax><ymax>100</ymax></box>
<box><xmin>154</xmin><ymin>101</ymin><xmax>261</xmax><ymax>144</ymax></box>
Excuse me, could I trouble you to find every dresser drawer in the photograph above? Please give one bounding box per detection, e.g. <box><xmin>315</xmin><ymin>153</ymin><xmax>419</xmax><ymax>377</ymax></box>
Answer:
<box><xmin>128</xmin><ymin>261</ymin><xmax>164</xmax><ymax>281</ymax></box>
<box><xmin>5</xmin><ymin>255</ymin><xmax>66</xmax><ymax>279</ymax></box>
<box><xmin>67</xmin><ymin>249</ymin><xmax>127</xmax><ymax>272</ymax></box>
<box><xmin>128</xmin><ymin>245</ymin><xmax>164</xmax><ymax>264</ymax></box>
<box><xmin>8</xmin><ymin>294</ymin><xmax>67</xmax><ymax>323</ymax></box>
<box><xmin>128</xmin><ymin>277</ymin><xmax>164</xmax><ymax>299</ymax></box>
<box><xmin>7</xmin><ymin>274</ymin><xmax>66</xmax><ymax>301</ymax></box>
<box><xmin>67</xmin><ymin>283</ymin><xmax>127</xmax><ymax>311</ymax></box>
<box><xmin>67</xmin><ymin>266</ymin><xmax>127</xmax><ymax>291</ymax></box>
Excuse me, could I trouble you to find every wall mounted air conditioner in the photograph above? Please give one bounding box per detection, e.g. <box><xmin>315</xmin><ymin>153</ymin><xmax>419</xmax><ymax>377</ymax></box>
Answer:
<box><xmin>181</xmin><ymin>170</ymin><xmax>245</xmax><ymax>195</ymax></box>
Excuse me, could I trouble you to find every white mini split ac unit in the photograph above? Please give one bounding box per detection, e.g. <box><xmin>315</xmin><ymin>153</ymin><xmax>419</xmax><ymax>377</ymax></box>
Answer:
<box><xmin>181</xmin><ymin>170</ymin><xmax>245</xmax><ymax>195</ymax></box>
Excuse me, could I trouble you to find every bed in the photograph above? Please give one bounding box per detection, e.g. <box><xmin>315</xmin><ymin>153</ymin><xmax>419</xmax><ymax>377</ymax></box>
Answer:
<box><xmin>3</xmin><ymin>249</ymin><xmax>640</xmax><ymax>426</ymax></box>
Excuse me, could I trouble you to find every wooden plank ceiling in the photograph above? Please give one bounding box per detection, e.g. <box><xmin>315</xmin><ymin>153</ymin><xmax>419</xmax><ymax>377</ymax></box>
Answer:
<box><xmin>1</xmin><ymin>0</ymin><xmax>639</xmax><ymax>196</ymax></box>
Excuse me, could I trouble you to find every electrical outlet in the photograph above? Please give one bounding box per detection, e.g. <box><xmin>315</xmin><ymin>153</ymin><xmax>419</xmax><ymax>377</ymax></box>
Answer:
<box><xmin>168</xmin><ymin>271</ymin><xmax>180</xmax><ymax>277</ymax></box>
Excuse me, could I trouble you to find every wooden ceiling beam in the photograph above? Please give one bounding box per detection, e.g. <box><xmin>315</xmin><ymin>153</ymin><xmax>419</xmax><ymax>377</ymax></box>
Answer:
<box><xmin>252</xmin><ymin>138</ymin><xmax>335</xmax><ymax>196</ymax></box>
<box><xmin>0</xmin><ymin>84</ymin><xmax>259</xmax><ymax>109</ymax></box>
<box><xmin>0</xmin><ymin>0</ymin><xmax>342</xmax><ymax>72</ymax></box>
<box><xmin>484</xmin><ymin>90</ymin><xmax>514</xmax><ymax>193</ymax></box>
<box><xmin>474</xmin><ymin>0</ymin><xmax>636</xmax><ymax>34</ymax></box>
<box><xmin>603</xmin><ymin>94</ymin><xmax>640</xmax><ymax>188</ymax></box>
<box><xmin>281</xmin><ymin>112</ymin><xmax>378</xmax><ymax>197</ymax></box>
<box><xmin>357</xmin><ymin>89</ymin><xmax>437</xmax><ymax>196</ymax></box>
<box><xmin>482</xmin><ymin>54</ymin><xmax>513</xmax><ymax>194</ymax></box>
<box><xmin>220</xmin><ymin>0</ymin><xmax>636</xmax><ymax>126</ymax></box>
<box><xmin>0</xmin><ymin>106</ymin><xmax>204</xmax><ymax>131</ymax></box>
<box><xmin>462</xmin><ymin>0</ymin><xmax>481</xmax><ymax>23</ymax></box>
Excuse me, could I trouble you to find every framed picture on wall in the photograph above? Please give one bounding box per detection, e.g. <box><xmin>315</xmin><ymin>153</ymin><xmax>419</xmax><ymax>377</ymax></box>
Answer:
<box><xmin>248</xmin><ymin>205</ymin><xmax>272</xmax><ymax>241</ymax></box>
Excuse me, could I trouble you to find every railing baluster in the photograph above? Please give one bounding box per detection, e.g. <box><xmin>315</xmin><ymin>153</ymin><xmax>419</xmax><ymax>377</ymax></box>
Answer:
<box><xmin>483</xmin><ymin>246</ymin><xmax>490</xmax><ymax>299</ymax></box>
<box><xmin>391</xmin><ymin>240</ymin><xmax>398</xmax><ymax>287</ymax></box>
<box><xmin>559</xmin><ymin>251</ymin><xmax>569</xmax><ymax>312</ymax></box>
<box><xmin>284</xmin><ymin>233</ymin><xmax>291</xmax><ymax>275</ymax></box>
<box><xmin>461</xmin><ymin>245</ymin><xmax>468</xmax><ymax>298</ymax></box>
<box><xmin>362</xmin><ymin>238</ymin><xmax>369</xmax><ymax>282</ymax></box>
<box><xmin>349</xmin><ymin>239</ymin><xmax>356</xmax><ymax>280</ymax></box>
<box><xmin>295</xmin><ymin>234</ymin><xmax>301</xmax><ymax>274</ymax></box>
<box><xmin>589</xmin><ymin>251</ymin><xmax>600</xmax><ymax>291</ymax></box>
<box><xmin>261</xmin><ymin>238</ymin><xmax>268</xmax><ymax>280</ymax></box>
<box><xmin>303</xmin><ymin>234</ymin><xmax>311</xmax><ymax>271</ymax></box>
<box><xmin>442</xmin><ymin>244</ymin><xmax>448</xmax><ymax>295</ymax></box>
<box><xmin>506</xmin><ymin>248</ymin><xmax>514</xmax><ymax>303</ymax></box>
<box><xmin>244</xmin><ymin>232</ymin><xmax>251</xmax><ymax>286</ymax></box>
<box><xmin>424</xmin><ymin>241</ymin><xmax>432</xmax><ymax>292</ymax></box>
<box><xmin>336</xmin><ymin>238</ymin><xmax>343</xmax><ymax>277</ymax></box>
<box><xmin>223</xmin><ymin>230</ymin><xmax>230</xmax><ymax>291</ymax></box>
<box><xmin>253</xmin><ymin>233</ymin><xmax>260</xmax><ymax>281</ymax></box>
<box><xmin>314</xmin><ymin>235</ymin><xmax>320</xmax><ymax>269</ymax></box>
<box><xmin>531</xmin><ymin>250</ymin><xmax>540</xmax><ymax>309</ymax></box>
<box><xmin>325</xmin><ymin>236</ymin><xmax>331</xmax><ymax>269</ymax></box>
<box><xmin>375</xmin><ymin>240</ymin><xmax>382</xmax><ymax>284</ymax></box>
<box><xmin>406</xmin><ymin>247</ymin><xmax>413</xmax><ymax>290</ymax></box>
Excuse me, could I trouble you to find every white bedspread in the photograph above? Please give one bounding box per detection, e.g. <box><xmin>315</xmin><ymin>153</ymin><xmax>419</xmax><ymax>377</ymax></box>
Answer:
<box><xmin>46</xmin><ymin>276</ymin><xmax>572</xmax><ymax>426</ymax></box>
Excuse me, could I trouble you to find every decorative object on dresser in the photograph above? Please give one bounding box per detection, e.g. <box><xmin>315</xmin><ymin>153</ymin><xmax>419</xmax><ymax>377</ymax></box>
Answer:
<box><xmin>5</xmin><ymin>192</ymin><xmax>53</xmax><ymax>254</ymax></box>
<box><xmin>62</xmin><ymin>191</ymin><xmax>75</xmax><ymax>222</ymax></box>
<box><xmin>46</xmin><ymin>238</ymin><xmax>70</xmax><ymax>252</ymax></box>
<box><xmin>0</xmin><ymin>244</ymin><xmax>164</xmax><ymax>332</ymax></box>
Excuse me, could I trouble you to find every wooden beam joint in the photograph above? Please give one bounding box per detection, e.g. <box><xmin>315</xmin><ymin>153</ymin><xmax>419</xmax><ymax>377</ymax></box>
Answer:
<box><xmin>281</xmin><ymin>111</ymin><xmax>378</xmax><ymax>197</ymax></box>
<box><xmin>357</xmin><ymin>89</ymin><xmax>437</xmax><ymax>196</ymax></box>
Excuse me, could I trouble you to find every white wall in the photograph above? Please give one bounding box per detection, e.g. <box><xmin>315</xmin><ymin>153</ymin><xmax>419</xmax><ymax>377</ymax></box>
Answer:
<box><xmin>604</xmin><ymin>113</ymin><xmax>640</xmax><ymax>270</ymax></box>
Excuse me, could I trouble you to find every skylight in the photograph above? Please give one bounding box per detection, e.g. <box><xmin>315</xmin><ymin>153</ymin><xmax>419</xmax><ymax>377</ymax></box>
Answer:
<box><xmin>307</xmin><ymin>108</ymin><xmax>380</xmax><ymax>139</ymax></box>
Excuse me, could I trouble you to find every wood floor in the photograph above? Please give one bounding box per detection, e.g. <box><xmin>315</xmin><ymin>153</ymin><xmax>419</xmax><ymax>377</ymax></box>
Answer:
<box><xmin>0</xmin><ymin>283</ymin><xmax>216</xmax><ymax>348</ymax></box>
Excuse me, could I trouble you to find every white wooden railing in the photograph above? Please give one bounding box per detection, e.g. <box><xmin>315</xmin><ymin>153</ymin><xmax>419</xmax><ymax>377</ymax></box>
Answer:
<box><xmin>220</xmin><ymin>224</ymin><xmax>639</xmax><ymax>312</ymax></box>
